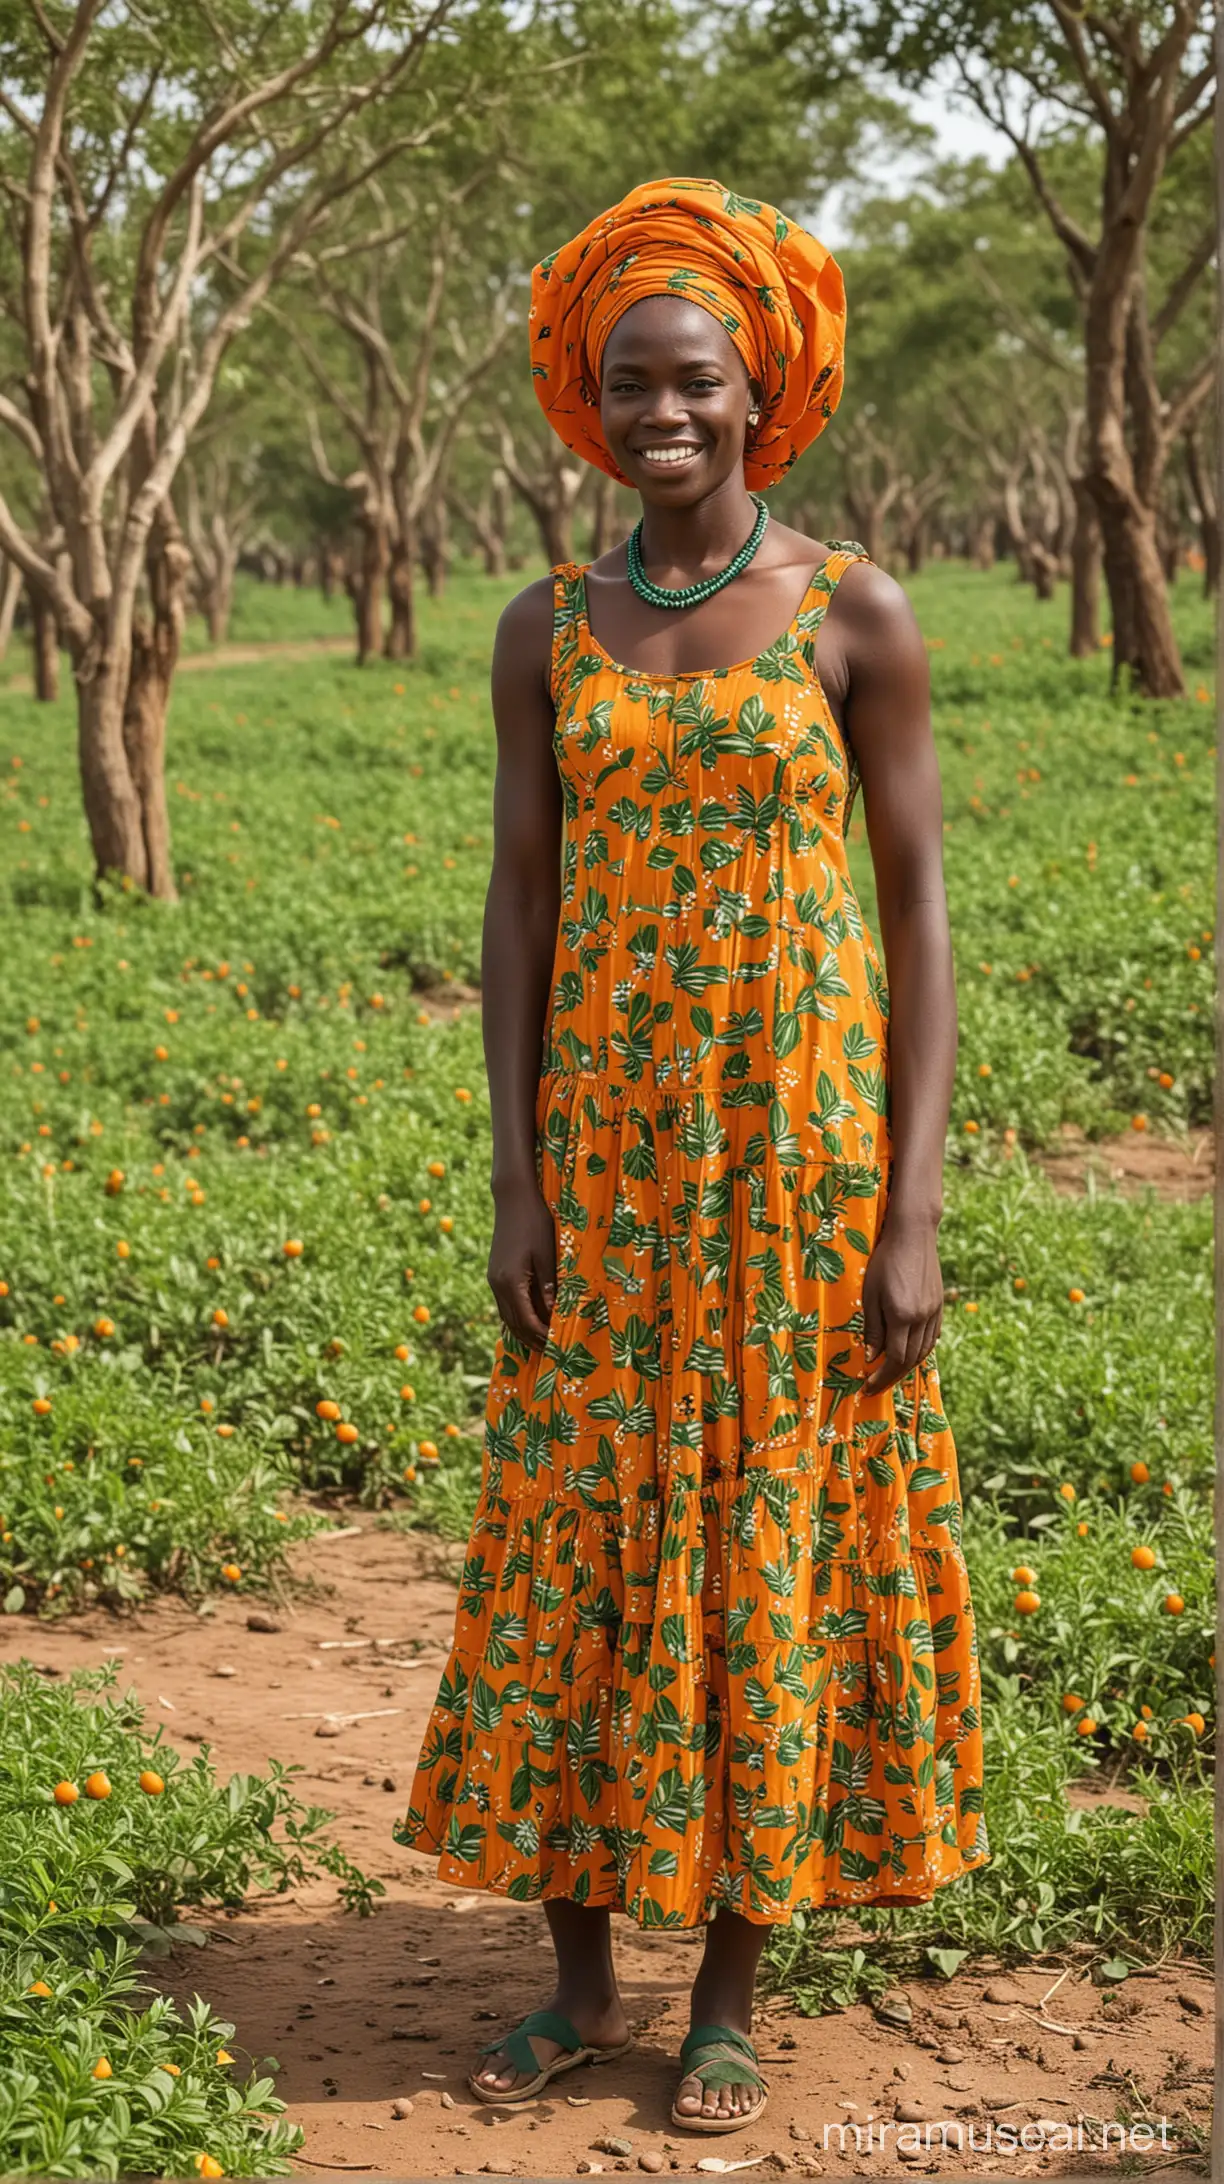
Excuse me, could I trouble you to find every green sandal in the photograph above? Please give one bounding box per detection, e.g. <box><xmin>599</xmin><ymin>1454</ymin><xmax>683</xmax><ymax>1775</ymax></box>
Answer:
<box><xmin>468</xmin><ymin>2007</ymin><xmax>631</xmax><ymax>2106</ymax></box>
<box><xmin>670</xmin><ymin>2023</ymin><xmax>769</xmax><ymax>2135</ymax></box>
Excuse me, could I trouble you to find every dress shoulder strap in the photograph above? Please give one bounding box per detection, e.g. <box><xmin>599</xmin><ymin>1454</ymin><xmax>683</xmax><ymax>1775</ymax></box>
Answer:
<box><xmin>549</xmin><ymin>560</ymin><xmax>589</xmax><ymax>708</ymax></box>
<box><xmin>803</xmin><ymin>539</ymin><xmax>871</xmax><ymax>628</ymax></box>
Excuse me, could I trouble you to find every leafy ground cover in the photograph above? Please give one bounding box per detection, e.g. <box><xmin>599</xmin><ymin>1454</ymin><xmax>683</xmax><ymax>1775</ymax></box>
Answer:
<box><xmin>0</xmin><ymin>1659</ymin><xmax>378</xmax><ymax>2177</ymax></box>
<box><xmin>0</xmin><ymin>558</ymin><xmax>1215</xmax><ymax>2111</ymax></box>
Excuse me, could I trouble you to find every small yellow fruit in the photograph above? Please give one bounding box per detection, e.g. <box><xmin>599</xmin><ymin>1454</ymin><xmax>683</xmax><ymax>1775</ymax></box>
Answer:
<box><xmin>83</xmin><ymin>1771</ymin><xmax>111</xmax><ymax>1801</ymax></box>
<box><xmin>139</xmin><ymin>1770</ymin><xmax>165</xmax><ymax>1795</ymax></box>
<box><xmin>53</xmin><ymin>1780</ymin><xmax>79</xmax><ymax>1806</ymax></box>
<box><xmin>92</xmin><ymin>2057</ymin><xmax>113</xmax><ymax>2080</ymax></box>
<box><xmin>1014</xmin><ymin>1589</ymin><xmax>1040</xmax><ymax>1615</ymax></box>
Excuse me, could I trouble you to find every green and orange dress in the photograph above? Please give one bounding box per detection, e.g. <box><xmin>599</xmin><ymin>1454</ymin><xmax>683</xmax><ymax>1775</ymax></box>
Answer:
<box><xmin>397</xmin><ymin>544</ymin><xmax>988</xmax><ymax>1927</ymax></box>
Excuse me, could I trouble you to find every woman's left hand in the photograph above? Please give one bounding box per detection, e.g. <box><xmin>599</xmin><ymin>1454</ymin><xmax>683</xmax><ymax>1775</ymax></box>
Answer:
<box><xmin>861</xmin><ymin>1213</ymin><xmax>944</xmax><ymax>1397</ymax></box>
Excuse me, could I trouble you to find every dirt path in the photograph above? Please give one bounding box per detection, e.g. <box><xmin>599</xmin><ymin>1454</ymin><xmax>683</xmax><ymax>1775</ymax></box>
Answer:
<box><xmin>1036</xmin><ymin>1127</ymin><xmax>1212</xmax><ymax>1201</ymax></box>
<box><xmin>2</xmin><ymin>1518</ymin><xmax>1209</xmax><ymax>2179</ymax></box>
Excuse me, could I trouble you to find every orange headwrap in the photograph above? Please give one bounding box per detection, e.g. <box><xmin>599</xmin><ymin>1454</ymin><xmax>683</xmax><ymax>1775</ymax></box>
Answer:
<box><xmin>529</xmin><ymin>177</ymin><xmax>846</xmax><ymax>493</ymax></box>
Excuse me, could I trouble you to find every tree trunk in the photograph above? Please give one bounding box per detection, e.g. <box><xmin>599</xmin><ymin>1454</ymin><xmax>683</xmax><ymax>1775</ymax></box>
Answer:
<box><xmin>1029</xmin><ymin>543</ymin><xmax>1058</xmax><ymax>602</ymax></box>
<box><xmin>971</xmin><ymin>511</ymin><xmax>996</xmax><ymax>570</ymax></box>
<box><xmin>122</xmin><ymin>521</ymin><xmax>188</xmax><ymax>901</ymax></box>
<box><xmin>420</xmin><ymin>500</ymin><xmax>449</xmax><ymax>600</ymax></box>
<box><xmin>31</xmin><ymin>591</ymin><xmax>59</xmax><ymax>701</ymax></box>
<box><xmin>79</xmin><ymin>666</ymin><xmax>149</xmax><ymax>883</ymax></box>
<box><xmin>1094</xmin><ymin>495</ymin><xmax>1183</xmax><ymax>696</ymax></box>
<box><xmin>1069</xmin><ymin>480</ymin><xmax>1101</xmax><ymax>658</ymax></box>
<box><xmin>347</xmin><ymin>513</ymin><xmax>388</xmax><ymax>666</ymax></box>
<box><xmin>1183</xmin><ymin>426</ymin><xmax>1219</xmax><ymax>597</ymax></box>
<box><xmin>589</xmin><ymin>473</ymin><xmax>622</xmax><ymax>560</ymax></box>
<box><xmin>319</xmin><ymin>542</ymin><xmax>345</xmax><ymax>601</ymax></box>
<box><xmin>904</xmin><ymin>517</ymin><xmax>926</xmax><ymax>575</ymax></box>
<box><xmin>0</xmin><ymin>559</ymin><xmax>22</xmax><ymax>661</ymax></box>
<box><xmin>385</xmin><ymin>521</ymin><xmax>416</xmax><ymax>660</ymax></box>
<box><xmin>1082</xmin><ymin>274</ymin><xmax>1184</xmax><ymax>697</ymax></box>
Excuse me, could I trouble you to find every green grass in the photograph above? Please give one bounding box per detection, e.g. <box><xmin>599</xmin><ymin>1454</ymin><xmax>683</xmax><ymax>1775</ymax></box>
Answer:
<box><xmin>0</xmin><ymin>557</ymin><xmax>1215</xmax><ymax>2054</ymax></box>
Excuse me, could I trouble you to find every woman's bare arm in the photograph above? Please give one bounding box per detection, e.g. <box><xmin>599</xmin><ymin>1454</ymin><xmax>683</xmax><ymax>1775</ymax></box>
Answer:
<box><xmin>482</xmin><ymin>579</ymin><xmax>563</xmax><ymax>1353</ymax></box>
<box><xmin>838</xmin><ymin>565</ymin><xmax>955</xmax><ymax>1397</ymax></box>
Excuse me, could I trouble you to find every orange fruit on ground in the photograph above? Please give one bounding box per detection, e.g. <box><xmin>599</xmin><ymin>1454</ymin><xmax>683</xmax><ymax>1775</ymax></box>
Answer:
<box><xmin>315</xmin><ymin>1399</ymin><xmax>341</xmax><ymax>1421</ymax></box>
<box><xmin>427</xmin><ymin>1160</ymin><xmax>446</xmax><ymax>1178</ymax></box>
<box><xmin>1076</xmin><ymin>1521</ymin><xmax>1089</xmax><ymax>1537</ymax></box>
<box><xmin>1058</xmin><ymin>1482</ymin><xmax>1075</xmax><ymax>1502</ymax></box>
<box><xmin>400</xmin><ymin>1384</ymin><xmax>416</xmax><ymax>1402</ymax></box>
<box><xmin>1164</xmin><ymin>1593</ymin><xmax>1185</xmax><ymax>1615</ymax></box>
<box><xmin>1141</xmin><ymin>1704</ymin><xmax>1153</xmax><ymax>1720</ymax></box>
<box><xmin>92</xmin><ymin>2058</ymin><xmax>112</xmax><ymax>2080</ymax></box>
<box><xmin>336</xmin><ymin>1422</ymin><xmax>359</xmax><ymax>1444</ymax></box>
<box><xmin>139</xmin><ymin>1770</ymin><xmax>165</xmax><ymax>1795</ymax></box>
<box><xmin>394</xmin><ymin>1344</ymin><xmax>410</xmax><ymax>1361</ymax></box>
<box><xmin>1011</xmin><ymin>1565</ymin><xmax>1037</xmax><ymax>1587</ymax></box>
<box><xmin>83</xmin><ymin>1771</ymin><xmax>111</xmax><ymax>1801</ymax></box>
<box><xmin>221</xmin><ymin>1562</ymin><xmax>241</xmax><ymax>1584</ymax></box>
<box><xmin>1132</xmin><ymin>1720</ymin><xmax>1149</xmax><ymax>1741</ymax></box>
<box><xmin>454</xmin><ymin>1087</ymin><xmax>472</xmax><ymax>1104</ymax></box>
<box><xmin>216</xmin><ymin>2049</ymin><xmax>234</xmax><ymax>2066</ymax></box>
<box><xmin>1014</xmin><ymin>1589</ymin><xmax>1041</xmax><ymax>1615</ymax></box>
<box><xmin>53</xmin><ymin>1780</ymin><xmax>79</xmax><ymax>1805</ymax></box>
<box><xmin>32</xmin><ymin>1397</ymin><xmax>51</xmax><ymax>1416</ymax></box>
<box><xmin>413</xmin><ymin>1304</ymin><xmax>430</xmax><ymax>1324</ymax></box>
<box><xmin>1131</xmin><ymin>1114</ymin><xmax>1147</xmax><ymax>1132</ymax></box>
<box><xmin>211</xmin><ymin>1308</ymin><xmax>228</xmax><ymax>1329</ymax></box>
<box><xmin>194</xmin><ymin>2157</ymin><xmax>224</xmax><ymax>2178</ymax></box>
<box><xmin>1131</xmin><ymin>1545</ymin><xmax>1157</xmax><ymax>1570</ymax></box>
<box><xmin>1013</xmin><ymin>1276</ymin><xmax>1026</xmax><ymax>1291</ymax></box>
<box><xmin>1076</xmin><ymin>1717</ymin><xmax>1098</xmax><ymax>1737</ymax></box>
<box><xmin>1067</xmin><ymin>1287</ymin><xmax>1085</xmax><ymax>1304</ymax></box>
<box><xmin>93</xmin><ymin>1317</ymin><xmax>114</xmax><ymax>1338</ymax></box>
<box><xmin>282</xmin><ymin>1239</ymin><xmax>303</xmax><ymax>1258</ymax></box>
<box><xmin>27</xmin><ymin>1980</ymin><xmax>52</xmax><ymax>1997</ymax></box>
<box><xmin>418</xmin><ymin>1440</ymin><xmax>439</xmax><ymax>1462</ymax></box>
<box><xmin>1181</xmin><ymin>1713</ymin><xmax>1206</xmax><ymax>1737</ymax></box>
<box><xmin>1061</xmin><ymin>1694</ymin><xmax>1084</xmax><ymax>1715</ymax></box>
<box><xmin>1129</xmin><ymin>1461</ymin><xmax>1149</xmax><ymax>1484</ymax></box>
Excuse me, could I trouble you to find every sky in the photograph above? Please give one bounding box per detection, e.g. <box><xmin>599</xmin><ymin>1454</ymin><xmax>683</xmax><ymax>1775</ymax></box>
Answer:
<box><xmin>820</xmin><ymin>77</ymin><xmax>1010</xmax><ymax>246</ymax></box>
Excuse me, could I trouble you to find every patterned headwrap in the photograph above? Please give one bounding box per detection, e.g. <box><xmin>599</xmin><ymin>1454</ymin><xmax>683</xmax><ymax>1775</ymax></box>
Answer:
<box><xmin>528</xmin><ymin>177</ymin><xmax>846</xmax><ymax>492</ymax></box>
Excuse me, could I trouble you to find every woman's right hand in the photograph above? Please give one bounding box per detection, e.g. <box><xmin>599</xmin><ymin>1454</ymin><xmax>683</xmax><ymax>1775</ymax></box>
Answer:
<box><xmin>487</xmin><ymin>1178</ymin><xmax>557</xmax><ymax>1352</ymax></box>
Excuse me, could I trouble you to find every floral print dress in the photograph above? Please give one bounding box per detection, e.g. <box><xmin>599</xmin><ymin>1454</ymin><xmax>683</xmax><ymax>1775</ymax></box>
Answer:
<box><xmin>397</xmin><ymin>543</ymin><xmax>988</xmax><ymax>1927</ymax></box>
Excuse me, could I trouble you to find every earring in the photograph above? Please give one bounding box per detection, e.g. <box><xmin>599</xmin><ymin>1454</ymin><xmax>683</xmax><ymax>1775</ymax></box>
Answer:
<box><xmin>748</xmin><ymin>408</ymin><xmax>761</xmax><ymax>428</ymax></box>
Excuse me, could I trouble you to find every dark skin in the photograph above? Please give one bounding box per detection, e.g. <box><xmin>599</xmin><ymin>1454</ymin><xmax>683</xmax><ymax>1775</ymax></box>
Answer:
<box><xmin>476</xmin><ymin>296</ymin><xmax>955</xmax><ymax>2122</ymax></box>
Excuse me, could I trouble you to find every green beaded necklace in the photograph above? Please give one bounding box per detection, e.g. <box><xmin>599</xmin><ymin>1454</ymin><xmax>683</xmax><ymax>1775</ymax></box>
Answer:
<box><xmin>626</xmin><ymin>494</ymin><xmax>769</xmax><ymax>610</ymax></box>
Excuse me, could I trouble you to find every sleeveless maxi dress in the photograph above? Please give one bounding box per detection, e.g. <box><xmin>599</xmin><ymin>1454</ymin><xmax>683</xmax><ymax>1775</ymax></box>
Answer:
<box><xmin>397</xmin><ymin>543</ymin><xmax>989</xmax><ymax>1927</ymax></box>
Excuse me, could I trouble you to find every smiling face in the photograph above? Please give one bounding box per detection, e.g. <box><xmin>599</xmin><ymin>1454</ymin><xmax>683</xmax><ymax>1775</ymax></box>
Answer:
<box><xmin>598</xmin><ymin>295</ymin><xmax>761</xmax><ymax>505</ymax></box>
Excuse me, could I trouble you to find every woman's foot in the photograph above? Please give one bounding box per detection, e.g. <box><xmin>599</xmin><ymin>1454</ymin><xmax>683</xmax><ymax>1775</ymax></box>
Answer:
<box><xmin>673</xmin><ymin>1910</ymin><xmax>769</xmax><ymax>2126</ymax></box>
<box><xmin>471</xmin><ymin>1987</ymin><xmax>631</xmax><ymax>2099</ymax></box>
<box><xmin>672</xmin><ymin>2026</ymin><xmax>766</xmax><ymax>2127</ymax></box>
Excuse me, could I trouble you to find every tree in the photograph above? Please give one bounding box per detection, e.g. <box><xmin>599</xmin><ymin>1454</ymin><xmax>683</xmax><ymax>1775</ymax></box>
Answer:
<box><xmin>291</xmin><ymin>161</ymin><xmax>515</xmax><ymax>662</ymax></box>
<box><xmin>786</xmin><ymin>0</ymin><xmax>1217</xmax><ymax>697</ymax></box>
<box><xmin>0</xmin><ymin>0</ymin><xmax>487</xmax><ymax>897</ymax></box>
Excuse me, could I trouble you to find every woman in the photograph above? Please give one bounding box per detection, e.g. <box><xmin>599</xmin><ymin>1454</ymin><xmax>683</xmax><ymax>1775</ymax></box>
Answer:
<box><xmin>397</xmin><ymin>178</ymin><xmax>987</xmax><ymax>2135</ymax></box>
